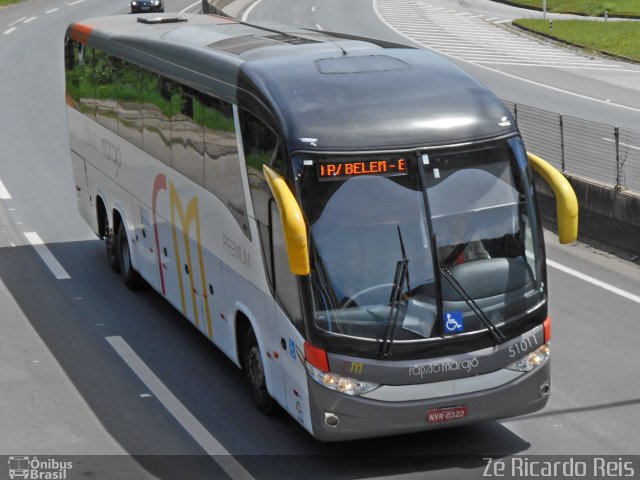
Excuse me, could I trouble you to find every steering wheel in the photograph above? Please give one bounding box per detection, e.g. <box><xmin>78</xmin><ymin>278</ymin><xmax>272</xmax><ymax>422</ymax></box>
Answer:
<box><xmin>341</xmin><ymin>283</ymin><xmax>395</xmax><ymax>308</ymax></box>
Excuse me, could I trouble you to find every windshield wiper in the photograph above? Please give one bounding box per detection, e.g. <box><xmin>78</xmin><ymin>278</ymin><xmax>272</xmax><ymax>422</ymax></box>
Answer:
<box><xmin>439</xmin><ymin>267</ymin><xmax>506</xmax><ymax>344</ymax></box>
<box><xmin>380</xmin><ymin>226</ymin><xmax>411</xmax><ymax>359</ymax></box>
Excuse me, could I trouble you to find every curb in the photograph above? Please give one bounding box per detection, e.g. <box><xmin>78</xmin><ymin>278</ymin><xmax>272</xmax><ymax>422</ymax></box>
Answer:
<box><xmin>509</xmin><ymin>22</ymin><xmax>640</xmax><ymax>64</ymax></box>
<box><xmin>489</xmin><ymin>0</ymin><xmax>640</xmax><ymax>19</ymax></box>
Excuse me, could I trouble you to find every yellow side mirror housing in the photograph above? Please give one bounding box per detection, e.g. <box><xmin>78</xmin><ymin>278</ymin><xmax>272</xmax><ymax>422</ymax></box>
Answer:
<box><xmin>262</xmin><ymin>165</ymin><xmax>310</xmax><ymax>275</ymax></box>
<box><xmin>528</xmin><ymin>152</ymin><xmax>578</xmax><ymax>244</ymax></box>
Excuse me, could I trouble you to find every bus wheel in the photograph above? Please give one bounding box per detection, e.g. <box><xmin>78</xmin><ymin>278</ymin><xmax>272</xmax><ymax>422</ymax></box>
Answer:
<box><xmin>117</xmin><ymin>223</ymin><xmax>142</xmax><ymax>290</ymax></box>
<box><xmin>243</xmin><ymin>329</ymin><xmax>275</xmax><ymax>415</ymax></box>
<box><xmin>104</xmin><ymin>216</ymin><xmax>120</xmax><ymax>273</ymax></box>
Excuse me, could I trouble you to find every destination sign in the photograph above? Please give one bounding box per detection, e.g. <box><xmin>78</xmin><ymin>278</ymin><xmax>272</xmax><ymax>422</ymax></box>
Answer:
<box><xmin>318</xmin><ymin>158</ymin><xmax>408</xmax><ymax>180</ymax></box>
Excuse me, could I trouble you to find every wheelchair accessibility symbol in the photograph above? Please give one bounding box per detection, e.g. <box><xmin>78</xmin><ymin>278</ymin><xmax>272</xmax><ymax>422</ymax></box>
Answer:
<box><xmin>444</xmin><ymin>311</ymin><xmax>464</xmax><ymax>333</ymax></box>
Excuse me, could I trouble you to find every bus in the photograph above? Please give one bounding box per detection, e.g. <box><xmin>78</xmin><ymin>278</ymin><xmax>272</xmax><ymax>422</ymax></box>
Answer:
<box><xmin>64</xmin><ymin>13</ymin><xmax>578</xmax><ymax>441</ymax></box>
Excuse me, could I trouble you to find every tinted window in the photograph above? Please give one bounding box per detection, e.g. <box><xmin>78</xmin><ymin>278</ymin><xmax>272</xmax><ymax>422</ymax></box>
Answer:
<box><xmin>204</xmin><ymin>98</ymin><xmax>248</xmax><ymax>236</ymax></box>
<box><xmin>141</xmin><ymin>71</ymin><xmax>172</xmax><ymax>166</ymax></box>
<box><xmin>171</xmin><ymin>85</ymin><xmax>204</xmax><ymax>184</ymax></box>
<box><xmin>240</xmin><ymin>110</ymin><xmax>301</xmax><ymax>327</ymax></box>
<box><xmin>64</xmin><ymin>40</ymin><xmax>95</xmax><ymax>117</ymax></box>
<box><xmin>94</xmin><ymin>50</ymin><xmax>118</xmax><ymax>131</ymax></box>
<box><xmin>117</xmin><ymin>61</ymin><xmax>142</xmax><ymax>148</ymax></box>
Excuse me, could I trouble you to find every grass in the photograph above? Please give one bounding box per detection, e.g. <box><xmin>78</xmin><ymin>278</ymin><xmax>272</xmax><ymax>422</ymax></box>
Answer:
<box><xmin>514</xmin><ymin>18</ymin><xmax>640</xmax><ymax>61</ymax></box>
<box><xmin>0</xmin><ymin>0</ymin><xmax>23</xmax><ymax>6</ymax></box>
<box><xmin>506</xmin><ymin>0</ymin><xmax>640</xmax><ymax>17</ymax></box>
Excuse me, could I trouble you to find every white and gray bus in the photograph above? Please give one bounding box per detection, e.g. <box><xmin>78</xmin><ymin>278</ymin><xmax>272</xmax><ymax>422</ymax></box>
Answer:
<box><xmin>64</xmin><ymin>13</ymin><xmax>577</xmax><ymax>441</ymax></box>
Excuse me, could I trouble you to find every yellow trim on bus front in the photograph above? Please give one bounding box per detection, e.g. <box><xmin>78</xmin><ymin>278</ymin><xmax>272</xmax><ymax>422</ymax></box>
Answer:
<box><xmin>262</xmin><ymin>165</ymin><xmax>310</xmax><ymax>276</ymax></box>
<box><xmin>527</xmin><ymin>152</ymin><xmax>578</xmax><ymax>244</ymax></box>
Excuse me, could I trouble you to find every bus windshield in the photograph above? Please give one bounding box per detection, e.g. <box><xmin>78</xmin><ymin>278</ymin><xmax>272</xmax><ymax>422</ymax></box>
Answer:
<box><xmin>296</xmin><ymin>137</ymin><xmax>544</xmax><ymax>346</ymax></box>
<box><xmin>299</xmin><ymin>154</ymin><xmax>435</xmax><ymax>341</ymax></box>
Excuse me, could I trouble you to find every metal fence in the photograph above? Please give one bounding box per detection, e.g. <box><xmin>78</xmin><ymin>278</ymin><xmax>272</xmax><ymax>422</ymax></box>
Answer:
<box><xmin>502</xmin><ymin>101</ymin><xmax>640</xmax><ymax>194</ymax></box>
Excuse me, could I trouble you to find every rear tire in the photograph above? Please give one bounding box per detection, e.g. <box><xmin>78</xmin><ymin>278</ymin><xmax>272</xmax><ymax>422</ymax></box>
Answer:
<box><xmin>117</xmin><ymin>222</ymin><xmax>142</xmax><ymax>290</ymax></box>
<box><xmin>104</xmin><ymin>215</ymin><xmax>120</xmax><ymax>273</ymax></box>
<box><xmin>243</xmin><ymin>329</ymin><xmax>275</xmax><ymax>415</ymax></box>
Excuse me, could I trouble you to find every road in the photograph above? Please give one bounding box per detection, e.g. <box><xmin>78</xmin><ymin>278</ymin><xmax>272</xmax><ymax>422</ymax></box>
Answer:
<box><xmin>1</xmin><ymin>0</ymin><xmax>639</xmax><ymax>478</ymax></box>
<box><xmin>241</xmin><ymin>0</ymin><xmax>640</xmax><ymax>128</ymax></box>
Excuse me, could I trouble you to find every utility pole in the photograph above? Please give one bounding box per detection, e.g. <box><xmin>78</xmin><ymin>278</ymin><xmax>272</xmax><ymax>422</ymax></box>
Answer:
<box><xmin>543</xmin><ymin>0</ymin><xmax>547</xmax><ymax>20</ymax></box>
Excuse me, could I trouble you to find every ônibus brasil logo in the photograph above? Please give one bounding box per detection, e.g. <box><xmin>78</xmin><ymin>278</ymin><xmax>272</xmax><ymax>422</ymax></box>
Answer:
<box><xmin>7</xmin><ymin>456</ymin><xmax>73</xmax><ymax>480</ymax></box>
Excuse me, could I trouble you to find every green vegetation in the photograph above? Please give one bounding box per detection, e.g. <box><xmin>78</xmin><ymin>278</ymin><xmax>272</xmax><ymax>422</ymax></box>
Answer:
<box><xmin>0</xmin><ymin>0</ymin><xmax>22</xmax><ymax>6</ymax></box>
<box><xmin>514</xmin><ymin>18</ymin><xmax>640</xmax><ymax>61</ymax></box>
<box><xmin>506</xmin><ymin>0</ymin><xmax>640</xmax><ymax>17</ymax></box>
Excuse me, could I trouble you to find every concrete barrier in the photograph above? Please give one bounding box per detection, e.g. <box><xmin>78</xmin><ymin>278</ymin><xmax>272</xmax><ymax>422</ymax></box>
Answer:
<box><xmin>534</xmin><ymin>173</ymin><xmax>640</xmax><ymax>262</ymax></box>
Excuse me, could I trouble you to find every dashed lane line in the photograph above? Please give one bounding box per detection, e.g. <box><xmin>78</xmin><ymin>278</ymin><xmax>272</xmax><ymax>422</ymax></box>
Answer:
<box><xmin>547</xmin><ymin>259</ymin><xmax>640</xmax><ymax>305</ymax></box>
<box><xmin>106</xmin><ymin>336</ymin><xmax>255</xmax><ymax>480</ymax></box>
<box><xmin>0</xmin><ymin>179</ymin><xmax>11</xmax><ymax>199</ymax></box>
<box><xmin>24</xmin><ymin>232</ymin><xmax>70</xmax><ymax>280</ymax></box>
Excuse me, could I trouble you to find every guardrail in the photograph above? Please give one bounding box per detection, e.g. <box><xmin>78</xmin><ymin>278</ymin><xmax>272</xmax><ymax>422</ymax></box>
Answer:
<box><xmin>502</xmin><ymin>100</ymin><xmax>640</xmax><ymax>194</ymax></box>
<box><xmin>503</xmin><ymin>101</ymin><xmax>640</xmax><ymax>259</ymax></box>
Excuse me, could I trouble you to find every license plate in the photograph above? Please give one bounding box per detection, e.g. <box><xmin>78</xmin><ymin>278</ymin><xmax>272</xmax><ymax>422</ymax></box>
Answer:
<box><xmin>426</xmin><ymin>405</ymin><xmax>468</xmax><ymax>423</ymax></box>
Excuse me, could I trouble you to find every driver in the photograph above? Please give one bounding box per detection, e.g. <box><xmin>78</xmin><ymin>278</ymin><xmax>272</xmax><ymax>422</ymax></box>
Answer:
<box><xmin>437</xmin><ymin>214</ymin><xmax>490</xmax><ymax>266</ymax></box>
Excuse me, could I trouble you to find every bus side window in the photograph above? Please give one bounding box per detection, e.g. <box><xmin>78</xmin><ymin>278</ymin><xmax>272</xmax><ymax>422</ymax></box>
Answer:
<box><xmin>141</xmin><ymin>71</ymin><xmax>172</xmax><ymax>166</ymax></box>
<box><xmin>171</xmin><ymin>85</ymin><xmax>204</xmax><ymax>185</ymax></box>
<box><xmin>94</xmin><ymin>50</ymin><xmax>118</xmax><ymax>132</ymax></box>
<box><xmin>202</xmin><ymin>95</ymin><xmax>248</xmax><ymax>237</ymax></box>
<box><xmin>64</xmin><ymin>40</ymin><xmax>79</xmax><ymax>108</ymax></box>
<box><xmin>240</xmin><ymin>110</ymin><xmax>303</xmax><ymax>329</ymax></box>
<box><xmin>116</xmin><ymin>60</ymin><xmax>143</xmax><ymax>149</ymax></box>
<box><xmin>65</xmin><ymin>40</ymin><xmax>95</xmax><ymax>117</ymax></box>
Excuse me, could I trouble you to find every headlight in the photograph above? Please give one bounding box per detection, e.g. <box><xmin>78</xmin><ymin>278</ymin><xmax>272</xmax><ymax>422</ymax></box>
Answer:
<box><xmin>506</xmin><ymin>344</ymin><xmax>550</xmax><ymax>372</ymax></box>
<box><xmin>305</xmin><ymin>362</ymin><xmax>379</xmax><ymax>396</ymax></box>
<box><xmin>131</xmin><ymin>1</ymin><xmax>137</xmax><ymax>4</ymax></box>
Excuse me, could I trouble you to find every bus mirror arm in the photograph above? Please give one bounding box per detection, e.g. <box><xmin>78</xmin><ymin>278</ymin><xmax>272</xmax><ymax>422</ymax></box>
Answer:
<box><xmin>527</xmin><ymin>152</ymin><xmax>578</xmax><ymax>244</ymax></box>
<box><xmin>263</xmin><ymin>165</ymin><xmax>311</xmax><ymax>276</ymax></box>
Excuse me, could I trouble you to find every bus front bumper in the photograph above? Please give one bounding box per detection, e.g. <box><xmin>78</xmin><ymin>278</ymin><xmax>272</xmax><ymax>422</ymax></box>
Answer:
<box><xmin>308</xmin><ymin>360</ymin><xmax>550</xmax><ymax>442</ymax></box>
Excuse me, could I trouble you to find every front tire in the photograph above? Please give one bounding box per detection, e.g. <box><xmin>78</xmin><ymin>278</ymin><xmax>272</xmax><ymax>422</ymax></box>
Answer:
<box><xmin>243</xmin><ymin>329</ymin><xmax>275</xmax><ymax>415</ymax></box>
<box><xmin>117</xmin><ymin>222</ymin><xmax>142</xmax><ymax>290</ymax></box>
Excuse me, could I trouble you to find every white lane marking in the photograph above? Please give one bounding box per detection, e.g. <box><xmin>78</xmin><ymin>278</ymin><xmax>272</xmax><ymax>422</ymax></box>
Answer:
<box><xmin>372</xmin><ymin>0</ymin><xmax>640</xmax><ymax>114</ymax></box>
<box><xmin>311</xmin><ymin>5</ymin><xmax>316</xmax><ymax>13</ymax></box>
<box><xmin>24</xmin><ymin>232</ymin><xmax>71</xmax><ymax>280</ymax></box>
<box><xmin>3</xmin><ymin>27</ymin><xmax>17</xmax><ymax>35</ymax></box>
<box><xmin>181</xmin><ymin>1</ymin><xmax>201</xmax><ymax>13</ymax></box>
<box><xmin>23</xmin><ymin>17</ymin><xmax>37</xmax><ymax>23</ymax></box>
<box><xmin>67</xmin><ymin>0</ymin><xmax>86</xmax><ymax>5</ymax></box>
<box><xmin>602</xmin><ymin>137</ymin><xmax>640</xmax><ymax>152</ymax></box>
<box><xmin>315</xmin><ymin>23</ymin><xmax>324</xmax><ymax>30</ymax></box>
<box><xmin>0</xmin><ymin>179</ymin><xmax>11</xmax><ymax>199</ymax></box>
<box><xmin>241</xmin><ymin>0</ymin><xmax>264</xmax><ymax>22</ymax></box>
<box><xmin>9</xmin><ymin>17</ymin><xmax>26</xmax><ymax>26</ymax></box>
<box><xmin>106</xmin><ymin>336</ymin><xmax>255</xmax><ymax>480</ymax></box>
<box><xmin>547</xmin><ymin>259</ymin><xmax>640</xmax><ymax>305</ymax></box>
<box><xmin>46</xmin><ymin>8</ymin><xmax>60</xmax><ymax>13</ymax></box>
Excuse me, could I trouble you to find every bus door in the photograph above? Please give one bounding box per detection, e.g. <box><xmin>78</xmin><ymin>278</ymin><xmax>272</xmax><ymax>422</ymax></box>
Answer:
<box><xmin>268</xmin><ymin>202</ymin><xmax>312</xmax><ymax>430</ymax></box>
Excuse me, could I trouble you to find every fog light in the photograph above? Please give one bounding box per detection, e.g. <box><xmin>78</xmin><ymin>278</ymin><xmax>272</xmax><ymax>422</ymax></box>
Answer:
<box><xmin>324</xmin><ymin>412</ymin><xmax>339</xmax><ymax>428</ymax></box>
<box><xmin>540</xmin><ymin>381</ymin><xmax>550</xmax><ymax>396</ymax></box>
